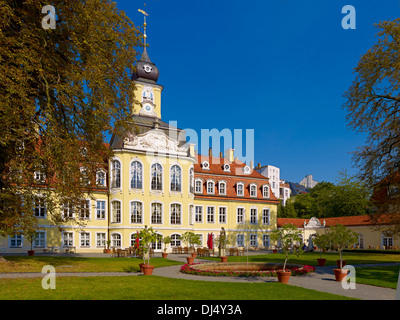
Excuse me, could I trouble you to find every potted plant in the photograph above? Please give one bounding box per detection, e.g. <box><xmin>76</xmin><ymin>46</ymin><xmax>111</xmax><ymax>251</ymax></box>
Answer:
<box><xmin>328</xmin><ymin>224</ymin><xmax>359</xmax><ymax>281</ymax></box>
<box><xmin>104</xmin><ymin>240</ymin><xmax>111</xmax><ymax>254</ymax></box>
<box><xmin>25</xmin><ymin>230</ymin><xmax>37</xmax><ymax>256</ymax></box>
<box><xmin>161</xmin><ymin>235</ymin><xmax>171</xmax><ymax>258</ymax></box>
<box><xmin>138</xmin><ymin>225</ymin><xmax>158</xmax><ymax>275</ymax></box>
<box><xmin>216</xmin><ymin>227</ymin><xmax>229</xmax><ymax>263</ymax></box>
<box><xmin>313</xmin><ymin>233</ymin><xmax>330</xmax><ymax>266</ymax></box>
<box><xmin>270</xmin><ymin>223</ymin><xmax>303</xmax><ymax>284</ymax></box>
<box><xmin>182</xmin><ymin>231</ymin><xmax>201</xmax><ymax>260</ymax></box>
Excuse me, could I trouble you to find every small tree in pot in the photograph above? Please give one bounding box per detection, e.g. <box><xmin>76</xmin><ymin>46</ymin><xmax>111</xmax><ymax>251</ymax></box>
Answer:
<box><xmin>182</xmin><ymin>231</ymin><xmax>201</xmax><ymax>260</ymax></box>
<box><xmin>328</xmin><ymin>224</ymin><xmax>359</xmax><ymax>281</ymax></box>
<box><xmin>313</xmin><ymin>233</ymin><xmax>331</xmax><ymax>266</ymax></box>
<box><xmin>216</xmin><ymin>227</ymin><xmax>229</xmax><ymax>262</ymax></box>
<box><xmin>270</xmin><ymin>223</ymin><xmax>303</xmax><ymax>284</ymax></box>
<box><xmin>138</xmin><ymin>225</ymin><xmax>158</xmax><ymax>275</ymax></box>
<box><xmin>161</xmin><ymin>235</ymin><xmax>171</xmax><ymax>258</ymax></box>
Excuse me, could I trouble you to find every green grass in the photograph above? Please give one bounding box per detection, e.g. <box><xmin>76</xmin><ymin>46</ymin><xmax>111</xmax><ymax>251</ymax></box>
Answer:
<box><xmin>0</xmin><ymin>275</ymin><xmax>356</xmax><ymax>300</ymax></box>
<box><xmin>200</xmin><ymin>251</ymin><xmax>400</xmax><ymax>266</ymax></box>
<box><xmin>355</xmin><ymin>266</ymin><xmax>400</xmax><ymax>289</ymax></box>
<box><xmin>0</xmin><ymin>256</ymin><xmax>180</xmax><ymax>273</ymax></box>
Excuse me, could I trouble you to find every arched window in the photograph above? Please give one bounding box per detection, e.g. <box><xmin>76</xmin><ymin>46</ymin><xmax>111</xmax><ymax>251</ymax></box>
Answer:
<box><xmin>195</xmin><ymin>179</ymin><xmax>203</xmax><ymax>193</ymax></box>
<box><xmin>111</xmin><ymin>201</ymin><xmax>121</xmax><ymax>223</ymax></box>
<box><xmin>170</xmin><ymin>234</ymin><xmax>181</xmax><ymax>247</ymax></box>
<box><xmin>207</xmin><ymin>181</ymin><xmax>215</xmax><ymax>194</ymax></box>
<box><xmin>189</xmin><ymin>168</ymin><xmax>194</xmax><ymax>194</ymax></box>
<box><xmin>130</xmin><ymin>201</ymin><xmax>143</xmax><ymax>224</ymax></box>
<box><xmin>151</xmin><ymin>202</ymin><xmax>162</xmax><ymax>224</ymax></box>
<box><xmin>131</xmin><ymin>161</ymin><xmax>143</xmax><ymax>189</ymax></box>
<box><xmin>151</xmin><ymin>163</ymin><xmax>163</xmax><ymax>191</ymax></box>
<box><xmin>170</xmin><ymin>165</ymin><xmax>182</xmax><ymax>192</ymax></box>
<box><xmin>170</xmin><ymin>203</ymin><xmax>182</xmax><ymax>225</ymax></box>
<box><xmin>111</xmin><ymin>233</ymin><xmax>121</xmax><ymax>248</ymax></box>
<box><xmin>111</xmin><ymin>160</ymin><xmax>121</xmax><ymax>188</ymax></box>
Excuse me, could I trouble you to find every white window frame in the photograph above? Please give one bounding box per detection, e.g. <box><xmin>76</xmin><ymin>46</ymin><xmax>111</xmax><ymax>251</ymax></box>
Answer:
<box><xmin>250</xmin><ymin>234</ymin><xmax>257</xmax><ymax>247</ymax></box>
<box><xmin>96</xmin><ymin>169</ymin><xmax>107</xmax><ymax>187</ymax></box>
<box><xmin>250</xmin><ymin>207</ymin><xmax>257</xmax><ymax>224</ymax></box>
<box><xmin>34</xmin><ymin>231</ymin><xmax>46</xmax><ymax>248</ymax></box>
<box><xmin>207</xmin><ymin>180</ymin><xmax>215</xmax><ymax>195</ymax></box>
<box><xmin>111</xmin><ymin>233</ymin><xmax>122</xmax><ymax>248</ymax></box>
<box><xmin>262</xmin><ymin>208</ymin><xmax>270</xmax><ymax>225</ymax></box>
<box><xmin>237</xmin><ymin>234</ymin><xmax>245</xmax><ymax>247</ymax></box>
<box><xmin>219</xmin><ymin>181</ymin><xmax>226</xmax><ymax>195</ymax></box>
<box><xmin>170</xmin><ymin>164</ymin><xmax>182</xmax><ymax>192</ymax></box>
<box><xmin>170</xmin><ymin>203</ymin><xmax>182</xmax><ymax>225</ymax></box>
<box><xmin>62</xmin><ymin>232</ymin><xmax>74</xmax><ymax>247</ymax></box>
<box><xmin>262</xmin><ymin>185</ymin><xmax>270</xmax><ymax>198</ymax></box>
<box><xmin>96</xmin><ymin>232</ymin><xmax>107</xmax><ymax>248</ymax></box>
<box><xmin>130</xmin><ymin>201</ymin><xmax>143</xmax><ymax>224</ymax></box>
<box><xmin>151</xmin><ymin>202</ymin><xmax>163</xmax><ymax>225</ymax></box>
<box><xmin>195</xmin><ymin>179</ymin><xmax>203</xmax><ymax>194</ymax></box>
<box><xmin>111</xmin><ymin>159</ymin><xmax>121</xmax><ymax>189</ymax></box>
<box><xmin>96</xmin><ymin>200</ymin><xmax>107</xmax><ymax>220</ymax></box>
<box><xmin>250</xmin><ymin>184</ymin><xmax>257</xmax><ymax>197</ymax></box>
<box><xmin>237</xmin><ymin>207</ymin><xmax>245</xmax><ymax>224</ymax></box>
<box><xmin>218</xmin><ymin>206</ymin><xmax>227</xmax><ymax>224</ymax></box>
<box><xmin>150</xmin><ymin>162</ymin><xmax>163</xmax><ymax>191</ymax></box>
<box><xmin>78</xmin><ymin>199</ymin><xmax>91</xmax><ymax>220</ymax></box>
<box><xmin>237</xmin><ymin>182</ymin><xmax>244</xmax><ymax>197</ymax></box>
<box><xmin>80</xmin><ymin>232</ymin><xmax>91</xmax><ymax>248</ymax></box>
<box><xmin>263</xmin><ymin>234</ymin><xmax>270</xmax><ymax>248</ymax></box>
<box><xmin>9</xmin><ymin>234</ymin><xmax>23</xmax><ymax>248</ymax></box>
<box><xmin>206</xmin><ymin>206</ymin><xmax>215</xmax><ymax>223</ymax></box>
<box><xmin>130</xmin><ymin>160</ymin><xmax>143</xmax><ymax>190</ymax></box>
<box><xmin>111</xmin><ymin>200</ymin><xmax>122</xmax><ymax>223</ymax></box>
<box><xmin>195</xmin><ymin>205</ymin><xmax>203</xmax><ymax>223</ymax></box>
<box><xmin>34</xmin><ymin>196</ymin><xmax>46</xmax><ymax>218</ymax></box>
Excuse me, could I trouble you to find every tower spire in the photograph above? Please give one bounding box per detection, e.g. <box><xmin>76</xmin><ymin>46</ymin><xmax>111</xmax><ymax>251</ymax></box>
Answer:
<box><xmin>138</xmin><ymin>6</ymin><xmax>149</xmax><ymax>49</ymax></box>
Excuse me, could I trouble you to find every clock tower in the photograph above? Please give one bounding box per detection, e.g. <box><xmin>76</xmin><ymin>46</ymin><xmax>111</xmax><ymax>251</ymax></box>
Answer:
<box><xmin>132</xmin><ymin>11</ymin><xmax>163</xmax><ymax>119</ymax></box>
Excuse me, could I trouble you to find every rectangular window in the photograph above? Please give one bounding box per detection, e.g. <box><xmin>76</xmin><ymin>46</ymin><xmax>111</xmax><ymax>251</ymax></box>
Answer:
<box><xmin>262</xmin><ymin>209</ymin><xmax>270</xmax><ymax>225</ymax></box>
<box><xmin>250</xmin><ymin>185</ymin><xmax>257</xmax><ymax>197</ymax></box>
<box><xmin>63</xmin><ymin>232</ymin><xmax>74</xmax><ymax>247</ymax></box>
<box><xmin>263</xmin><ymin>186</ymin><xmax>269</xmax><ymax>198</ymax></box>
<box><xmin>250</xmin><ymin>208</ymin><xmax>257</xmax><ymax>224</ymax></box>
<box><xmin>34</xmin><ymin>231</ymin><xmax>46</xmax><ymax>248</ymax></box>
<box><xmin>207</xmin><ymin>182</ymin><xmax>214</xmax><ymax>194</ymax></box>
<box><xmin>79</xmin><ymin>200</ymin><xmax>90</xmax><ymax>220</ymax></box>
<box><xmin>80</xmin><ymin>232</ymin><xmax>90</xmax><ymax>248</ymax></box>
<box><xmin>63</xmin><ymin>202</ymin><xmax>74</xmax><ymax>219</ymax></box>
<box><xmin>131</xmin><ymin>201</ymin><xmax>143</xmax><ymax>224</ymax></box>
<box><xmin>219</xmin><ymin>207</ymin><xmax>227</xmax><ymax>224</ymax></box>
<box><xmin>263</xmin><ymin>234</ymin><xmax>270</xmax><ymax>248</ymax></box>
<box><xmin>195</xmin><ymin>180</ymin><xmax>202</xmax><ymax>193</ymax></box>
<box><xmin>237</xmin><ymin>234</ymin><xmax>244</xmax><ymax>247</ymax></box>
<box><xmin>170</xmin><ymin>204</ymin><xmax>181</xmax><ymax>224</ymax></box>
<box><xmin>237</xmin><ymin>208</ymin><xmax>244</xmax><ymax>224</ymax></box>
<box><xmin>151</xmin><ymin>203</ymin><xmax>162</xmax><ymax>224</ymax></box>
<box><xmin>250</xmin><ymin>234</ymin><xmax>257</xmax><ymax>247</ymax></box>
<box><xmin>112</xmin><ymin>201</ymin><xmax>121</xmax><ymax>223</ymax></box>
<box><xmin>10</xmin><ymin>234</ymin><xmax>23</xmax><ymax>247</ymax></box>
<box><xmin>195</xmin><ymin>206</ymin><xmax>203</xmax><ymax>223</ymax></box>
<box><xmin>96</xmin><ymin>200</ymin><xmax>106</xmax><ymax>220</ymax></box>
<box><xmin>383</xmin><ymin>236</ymin><xmax>394</xmax><ymax>248</ymax></box>
<box><xmin>219</xmin><ymin>183</ymin><xmax>226</xmax><ymax>195</ymax></box>
<box><xmin>96</xmin><ymin>233</ymin><xmax>106</xmax><ymax>247</ymax></box>
<box><xmin>237</xmin><ymin>184</ymin><xmax>244</xmax><ymax>196</ymax></box>
<box><xmin>207</xmin><ymin>206</ymin><xmax>215</xmax><ymax>223</ymax></box>
<box><xmin>34</xmin><ymin>197</ymin><xmax>46</xmax><ymax>218</ymax></box>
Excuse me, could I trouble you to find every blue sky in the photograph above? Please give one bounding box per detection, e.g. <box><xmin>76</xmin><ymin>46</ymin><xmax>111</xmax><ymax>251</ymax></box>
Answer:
<box><xmin>116</xmin><ymin>0</ymin><xmax>400</xmax><ymax>184</ymax></box>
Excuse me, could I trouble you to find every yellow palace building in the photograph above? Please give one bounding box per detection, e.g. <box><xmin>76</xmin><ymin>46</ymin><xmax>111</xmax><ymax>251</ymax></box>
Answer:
<box><xmin>0</xmin><ymin>44</ymin><xmax>279</xmax><ymax>255</ymax></box>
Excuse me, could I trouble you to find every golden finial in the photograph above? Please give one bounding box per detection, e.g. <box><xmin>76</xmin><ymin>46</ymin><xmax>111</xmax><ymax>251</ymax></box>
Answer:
<box><xmin>138</xmin><ymin>5</ymin><xmax>149</xmax><ymax>47</ymax></box>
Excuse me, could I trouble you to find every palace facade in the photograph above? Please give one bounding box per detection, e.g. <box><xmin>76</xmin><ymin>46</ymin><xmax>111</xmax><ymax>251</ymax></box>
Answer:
<box><xmin>0</xmin><ymin>45</ymin><xmax>279</xmax><ymax>254</ymax></box>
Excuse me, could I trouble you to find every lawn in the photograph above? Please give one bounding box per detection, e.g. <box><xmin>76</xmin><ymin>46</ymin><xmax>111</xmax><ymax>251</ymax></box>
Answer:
<box><xmin>0</xmin><ymin>256</ymin><xmax>180</xmax><ymax>273</ymax></box>
<box><xmin>0</xmin><ymin>275</ymin><xmax>356</xmax><ymax>300</ymax></box>
<box><xmin>200</xmin><ymin>251</ymin><xmax>400</xmax><ymax>266</ymax></box>
<box><xmin>355</xmin><ymin>266</ymin><xmax>400</xmax><ymax>289</ymax></box>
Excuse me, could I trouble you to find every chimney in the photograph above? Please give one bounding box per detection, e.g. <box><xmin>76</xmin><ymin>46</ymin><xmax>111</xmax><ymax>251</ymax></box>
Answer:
<box><xmin>209</xmin><ymin>148</ymin><xmax>212</xmax><ymax>158</ymax></box>
<box><xmin>257</xmin><ymin>163</ymin><xmax>261</xmax><ymax>169</ymax></box>
<box><xmin>219</xmin><ymin>152</ymin><xmax>223</xmax><ymax>158</ymax></box>
<box><xmin>225</xmin><ymin>148</ymin><xmax>234</xmax><ymax>163</ymax></box>
<box><xmin>250</xmin><ymin>161</ymin><xmax>254</xmax><ymax>169</ymax></box>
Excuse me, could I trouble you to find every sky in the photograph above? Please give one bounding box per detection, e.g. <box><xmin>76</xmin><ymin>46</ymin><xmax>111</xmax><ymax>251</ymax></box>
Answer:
<box><xmin>115</xmin><ymin>0</ymin><xmax>400</xmax><ymax>184</ymax></box>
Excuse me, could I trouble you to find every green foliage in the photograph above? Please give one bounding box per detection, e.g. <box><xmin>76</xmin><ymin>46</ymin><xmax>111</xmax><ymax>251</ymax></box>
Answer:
<box><xmin>327</xmin><ymin>224</ymin><xmax>359</xmax><ymax>269</ymax></box>
<box><xmin>270</xmin><ymin>224</ymin><xmax>304</xmax><ymax>272</ymax></box>
<box><xmin>138</xmin><ymin>226</ymin><xmax>158</xmax><ymax>265</ymax></box>
<box><xmin>312</xmin><ymin>233</ymin><xmax>331</xmax><ymax>258</ymax></box>
<box><xmin>181</xmin><ymin>232</ymin><xmax>201</xmax><ymax>248</ymax></box>
<box><xmin>0</xmin><ymin>0</ymin><xmax>141</xmax><ymax>235</ymax></box>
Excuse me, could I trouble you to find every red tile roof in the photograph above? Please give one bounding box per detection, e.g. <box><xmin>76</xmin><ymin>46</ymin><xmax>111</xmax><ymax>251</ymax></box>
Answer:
<box><xmin>277</xmin><ymin>215</ymin><xmax>385</xmax><ymax>228</ymax></box>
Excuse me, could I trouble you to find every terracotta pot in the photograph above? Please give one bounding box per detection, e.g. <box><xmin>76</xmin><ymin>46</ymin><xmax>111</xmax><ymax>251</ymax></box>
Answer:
<box><xmin>139</xmin><ymin>263</ymin><xmax>145</xmax><ymax>273</ymax></box>
<box><xmin>273</xmin><ymin>249</ymin><xmax>278</xmax><ymax>253</ymax></box>
<box><xmin>336</xmin><ymin>260</ymin><xmax>346</xmax><ymax>269</ymax></box>
<box><xmin>104</xmin><ymin>249</ymin><xmax>110</xmax><ymax>254</ymax></box>
<box><xmin>162</xmin><ymin>252</ymin><xmax>168</xmax><ymax>258</ymax></box>
<box><xmin>333</xmin><ymin>268</ymin><xmax>349</xmax><ymax>282</ymax></box>
<box><xmin>277</xmin><ymin>270</ymin><xmax>291</xmax><ymax>284</ymax></box>
<box><xmin>186</xmin><ymin>256</ymin><xmax>194</xmax><ymax>265</ymax></box>
<box><xmin>142</xmin><ymin>264</ymin><xmax>154</xmax><ymax>276</ymax></box>
<box><xmin>317</xmin><ymin>258</ymin><xmax>326</xmax><ymax>266</ymax></box>
<box><xmin>27</xmin><ymin>250</ymin><xmax>35</xmax><ymax>256</ymax></box>
<box><xmin>220</xmin><ymin>256</ymin><xmax>228</xmax><ymax>263</ymax></box>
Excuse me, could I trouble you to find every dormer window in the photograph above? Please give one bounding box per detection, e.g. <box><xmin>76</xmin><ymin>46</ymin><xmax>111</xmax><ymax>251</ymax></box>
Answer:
<box><xmin>207</xmin><ymin>181</ymin><xmax>215</xmax><ymax>194</ymax></box>
<box><xmin>195</xmin><ymin>179</ymin><xmax>203</xmax><ymax>194</ymax></box>
<box><xmin>202</xmin><ymin>161</ymin><xmax>210</xmax><ymax>170</ymax></box>
<box><xmin>262</xmin><ymin>185</ymin><xmax>270</xmax><ymax>198</ymax></box>
<box><xmin>237</xmin><ymin>182</ymin><xmax>244</xmax><ymax>196</ymax></box>
<box><xmin>250</xmin><ymin>184</ymin><xmax>257</xmax><ymax>197</ymax></box>
<box><xmin>219</xmin><ymin>181</ymin><xmax>226</xmax><ymax>195</ymax></box>
<box><xmin>223</xmin><ymin>164</ymin><xmax>230</xmax><ymax>172</ymax></box>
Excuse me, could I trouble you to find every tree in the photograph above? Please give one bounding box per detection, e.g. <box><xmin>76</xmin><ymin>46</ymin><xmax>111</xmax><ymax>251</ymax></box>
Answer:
<box><xmin>270</xmin><ymin>223</ymin><xmax>303</xmax><ymax>272</ymax></box>
<box><xmin>0</xmin><ymin>0</ymin><xmax>141</xmax><ymax>236</ymax></box>
<box><xmin>327</xmin><ymin>224</ymin><xmax>359</xmax><ymax>269</ymax></box>
<box><xmin>343</xmin><ymin>19</ymin><xmax>400</xmax><ymax>225</ymax></box>
<box><xmin>277</xmin><ymin>199</ymin><xmax>297</xmax><ymax>218</ymax></box>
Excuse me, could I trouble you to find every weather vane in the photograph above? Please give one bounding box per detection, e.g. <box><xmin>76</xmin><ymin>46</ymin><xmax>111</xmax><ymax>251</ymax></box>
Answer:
<box><xmin>138</xmin><ymin>4</ymin><xmax>149</xmax><ymax>47</ymax></box>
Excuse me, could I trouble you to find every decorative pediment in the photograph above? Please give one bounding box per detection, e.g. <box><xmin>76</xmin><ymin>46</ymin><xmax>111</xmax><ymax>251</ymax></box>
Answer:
<box><xmin>305</xmin><ymin>217</ymin><xmax>322</xmax><ymax>229</ymax></box>
<box><xmin>124</xmin><ymin>129</ymin><xmax>188</xmax><ymax>156</ymax></box>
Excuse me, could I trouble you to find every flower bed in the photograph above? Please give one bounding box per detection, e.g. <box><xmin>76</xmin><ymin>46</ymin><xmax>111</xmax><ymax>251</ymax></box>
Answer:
<box><xmin>180</xmin><ymin>262</ymin><xmax>315</xmax><ymax>277</ymax></box>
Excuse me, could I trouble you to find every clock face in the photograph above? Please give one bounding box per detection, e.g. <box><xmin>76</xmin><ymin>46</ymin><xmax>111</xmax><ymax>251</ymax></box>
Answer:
<box><xmin>143</xmin><ymin>64</ymin><xmax>153</xmax><ymax>73</ymax></box>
